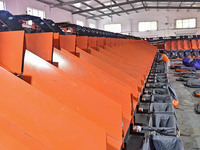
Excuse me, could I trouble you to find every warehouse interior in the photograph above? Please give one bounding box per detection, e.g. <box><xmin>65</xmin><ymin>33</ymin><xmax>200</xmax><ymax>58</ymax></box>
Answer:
<box><xmin>0</xmin><ymin>0</ymin><xmax>200</xmax><ymax>150</ymax></box>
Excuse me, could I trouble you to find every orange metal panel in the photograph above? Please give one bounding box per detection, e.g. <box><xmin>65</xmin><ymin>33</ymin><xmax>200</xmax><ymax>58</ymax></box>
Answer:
<box><xmin>105</xmin><ymin>41</ymin><xmax>156</xmax><ymax>69</ymax></box>
<box><xmin>88</xmin><ymin>37</ymin><xmax>97</xmax><ymax>50</ymax></box>
<box><xmin>171</xmin><ymin>40</ymin><xmax>178</xmax><ymax>50</ymax></box>
<box><xmin>105</xmin><ymin>38</ymin><xmax>111</xmax><ymax>47</ymax></box>
<box><xmin>191</xmin><ymin>39</ymin><xmax>198</xmax><ymax>49</ymax></box>
<box><xmin>177</xmin><ymin>40</ymin><xmax>184</xmax><ymax>50</ymax></box>
<box><xmin>110</xmin><ymin>38</ymin><xmax>116</xmax><ymax>47</ymax></box>
<box><xmin>54</xmin><ymin>48</ymin><xmax>132</xmax><ymax>133</ymax></box>
<box><xmin>198</xmin><ymin>40</ymin><xmax>200</xmax><ymax>49</ymax></box>
<box><xmin>0</xmin><ymin>31</ymin><xmax>24</xmax><ymax>75</ymax></box>
<box><xmin>107</xmin><ymin>136</ymin><xmax>122</xmax><ymax>150</ymax></box>
<box><xmin>184</xmin><ymin>40</ymin><xmax>191</xmax><ymax>50</ymax></box>
<box><xmin>60</xmin><ymin>35</ymin><xmax>76</xmax><ymax>53</ymax></box>
<box><xmin>103</xmin><ymin>45</ymin><xmax>153</xmax><ymax>73</ymax></box>
<box><xmin>25</xmin><ymin>33</ymin><xmax>53</xmax><ymax>62</ymax></box>
<box><xmin>53</xmin><ymin>33</ymin><xmax>60</xmax><ymax>49</ymax></box>
<box><xmin>23</xmin><ymin>50</ymin><xmax>122</xmax><ymax>148</ymax></box>
<box><xmin>89</xmin><ymin>47</ymin><xmax>143</xmax><ymax>89</ymax></box>
<box><xmin>99</xmin><ymin>46</ymin><xmax>149</xmax><ymax>76</ymax></box>
<box><xmin>100</xmin><ymin>46</ymin><xmax>149</xmax><ymax>82</ymax></box>
<box><xmin>95</xmin><ymin>40</ymin><xmax>156</xmax><ymax>93</ymax></box>
<box><xmin>76</xmin><ymin>47</ymin><xmax>138</xmax><ymax>99</ymax></box>
<box><xmin>97</xmin><ymin>37</ymin><xmax>105</xmax><ymax>48</ymax></box>
<box><xmin>0</xmin><ymin>66</ymin><xmax>106</xmax><ymax>150</ymax></box>
<box><xmin>0</xmin><ymin>115</ymin><xmax>49</xmax><ymax>150</ymax></box>
<box><xmin>76</xmin><ymin>36</ymin><xmax>88</xmax><ymax>51</ymax></box>
<box><xmin>165</xmin><ymin>41</ymin><xmax>171</xmax><ymax>50</ymax></box>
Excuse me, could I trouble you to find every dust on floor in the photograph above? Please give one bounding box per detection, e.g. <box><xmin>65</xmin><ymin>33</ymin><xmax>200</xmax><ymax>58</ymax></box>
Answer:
<box><xmin>169</xmin><ymin>60</ymin><xmax>200</xmax><ymax>150</ymax></box>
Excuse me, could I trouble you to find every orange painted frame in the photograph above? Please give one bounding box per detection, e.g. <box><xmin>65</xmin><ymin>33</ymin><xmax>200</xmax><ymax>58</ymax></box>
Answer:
<box><xmin>88</xmin><ymin>37</ymin><xmax>97</xmax><ymax>50</ymax></box>
<box><xmin>23</xmin><ymin>50</ymin><xmax>122</xmax><ymax>149</ymax></box>
<box><xmin>76</xmin><ymin>36</ymin><xmax>88</xmax><ymax>51</ymax></box>
<box><xmin>53</xmin><ymin>33</ymin><xmax>60</xmax><ymax>49</ymax></box>
<box><xmin>97</xmin><ymin>37</ymin><xmax>105</xmax><ymax>48</ymax></box>
<box><xmin>0</xmin><ymin>31</ymin><xmax>24</xmax><ymax>75</ymax></box>
<box><xmin>76</xmin><ymin>47</ymin><xmax>138</xmax><ymax>99</ymax></box>
<box><xmin>0</xmin><ymin>66</ymin><xmax>107</xmax><ymax>150</ymax></box>
<box><xmin>25</xmin><ymin>32</ymin><xmax>53</xmax><ymax>63</ymax></box>
<box><xmin>54</xmin><ymin>48</ymin><xmax>132</xmax><ymax>134</ymax></box>
<box><xmin>60</xmin><ymin>35</ymin><xmax>76</xmax><ymax>53</ymax></box>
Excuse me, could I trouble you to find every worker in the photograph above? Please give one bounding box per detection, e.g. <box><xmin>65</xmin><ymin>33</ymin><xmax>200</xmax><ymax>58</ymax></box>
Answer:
<box><xmin>159</xmin><ymin>50</ymin><xmax>170</xmax><ymax>72</ymax></box>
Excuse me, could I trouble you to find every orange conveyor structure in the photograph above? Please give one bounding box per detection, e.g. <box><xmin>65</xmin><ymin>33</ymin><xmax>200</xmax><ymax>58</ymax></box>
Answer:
<box><xmin>0</xmin><ymin>27</ymin><xmax>157</xmax><ymax>149</ymax></box>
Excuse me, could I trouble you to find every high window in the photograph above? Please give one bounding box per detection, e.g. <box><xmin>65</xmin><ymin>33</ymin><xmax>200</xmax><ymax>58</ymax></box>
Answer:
<box><xmin>104</xmin><ymin>24</ymin><xmax>121</xmax><ymax>33</ymax></box>
<box><xmin>76</xmin><ymin>20</ymin><xmax>84</xmax><ymax>26</ymax></box>
<box><xmin>27</xmin><ymin>7</ymin><xmax>45</xmax><ymax>25</ymax></box>
<box><xmin>89</xmin><ymin>23</ymin><xmax>95</xmax><ymax>28</ymax></box>
<box><xmin>176</xmin><ymin>18</ymin><xmax>196</xmax><ymax>29</ymax></box>
<box><xmin>0</xmin><ymin>1</ymin><xmax>5</xmax><ymax>10</ymax></box>
<box><xmin>138</xmin><ymin>21</ymin><xmax>157</xmax><ymax>32</ymax></box>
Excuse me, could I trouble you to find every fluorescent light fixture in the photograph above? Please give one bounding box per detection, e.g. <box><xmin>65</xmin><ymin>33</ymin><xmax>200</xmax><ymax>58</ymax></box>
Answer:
<box><xmin>74</xmin><ymin>3</ymin><xmax>81</xmax><ymax>8</ymax></box>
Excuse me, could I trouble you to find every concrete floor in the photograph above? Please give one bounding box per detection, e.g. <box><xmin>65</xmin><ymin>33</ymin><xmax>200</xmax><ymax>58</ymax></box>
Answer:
<box><xmin>169</xmin><ymin>60</ymin><xmax>200</xmax><ymax>150</ymax></box>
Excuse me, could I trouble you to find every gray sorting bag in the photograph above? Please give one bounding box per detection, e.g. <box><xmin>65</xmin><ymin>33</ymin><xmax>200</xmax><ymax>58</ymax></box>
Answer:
<box><xmin>141</xmin><ymin>94</ymin><xmax>151</xmax><ymax>102</ymax></box>
<box><xmin>149</xmin><ymin>114</ymin><xmax>177</xmax><ymax>135</ymax></box>
<box><xmin>176</xmin><ymin>66</ymin><xmax>196</xmax><ymax>72</ymax></box>
<box><xmin>141</xmin><ymin>94</ymin><xmax>171</xmax><ymax>103</ymax></box>
<box><xmin>147</xmin><ymin>78</ymin><xmax>168</xmax><ymax>83</ymax></box>
<box><xmin>152</xmin><ymin>88</ymin><xmax>169</xmax><ymax>95</ymax></box>
<box><xmin>168</xmin><ymin>83</ymin><xmax>178</xmax><ymax>100</ymax></box>
<box><xmin>150</xmin><ymin>73</ymin><xmax>166</xmax><ymax>76</ymax></box>
<box><xmin>184</xmin><ymin>78</ymin><xmax>200</xmax><ymax>88</ymax></box>
<box><xmin>141</xmin><ymin>135</ymin><xmax>184</xmax><ymax>150</ymax></box>
<box><xmin>151</xmin><ymin>114</ymin><xmax>176</xmax><ymax>128</ymax></box>
<box><xmin>139</xmin><ymin>103</ymin><xmax>174</xmax><ymax>114</ymax></box>
<box><xmin>183</xmin><ymin>73</ymin><xmax>200</xmax><ymax>78</ymax></box>
<box><xmin>146</xmin><ymin>82</ymin><xmax>168</xmax><ymax>88</ymax></box>
<box><xmin>143</xmin><ymin>88</ymin><xmax>169</xmax><ymax>95</ymax></box>
<box><xmin>151</xmin><ymin>95</ymin><xmax>172</xmax><ymax>103</ymax></box>
<box><xmin>148</xmin><ymin>75</ymin><xmax>167</xmax><ymax>80</ymax></box>
<box><xmin>126</xmin><ymin>133</ymin><xmax>145</xmax><ymax>150</ymax></box>
<box><xmin>150</xmin><ymin>103</ymin><xmax>174</xmax><ymax>113</ymax></box>
<box><xmin>176</xmin><ymin>77</ymin><xmax>190</xmax><ymax>82</ymax></box>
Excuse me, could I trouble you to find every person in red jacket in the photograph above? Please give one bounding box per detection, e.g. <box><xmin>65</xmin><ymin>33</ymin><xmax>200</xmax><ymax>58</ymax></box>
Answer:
<box><xmin>159</xmin><ymin>50</ymin><xmax>170</xmax><ymax>72</ymax></box>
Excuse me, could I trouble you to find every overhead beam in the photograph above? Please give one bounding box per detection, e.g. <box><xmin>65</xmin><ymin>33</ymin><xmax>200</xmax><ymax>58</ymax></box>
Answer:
<box><xmin>141</xmin><ymin>0</ymin><xmax>147</xmax><ymax>11</ymax></box>
<box><xmin>157</xmin><ymin>0</ymin><xmax>158</xmax><ymax>11</ymax></box>
<box><xmin>36</xmin><ymin>0</ymin><xmax>97</xmax><ymax>20</ymax></box>
<box><xmin>167</xmin><ymin>0</ymin><xmax>170</xmax><ymax>11</ymax></box>
<box><xmin>73</xmin><ymin>0</ymin><xmax>200</xmax><ymax>14</ymax></box>
<box><xmin>82</xmin><ymin>2</ymin><xmax>106</xmax><ymax>19</ymax></box>
<box><xmin>177</xmin><ymin>1</ymin><xmax>182</xmax><ymax>12</ymax></box>
<box><xmin>127</xmin><ymin>0</ymin><xmax>138</xmax><ymax>13</ymax></box>
<box><xmin>52</xmin><ymin>0</ymin><xmax>90</xmax><ymax>8</ymax></box>
<box><xmin>111</xmin><ymin>0</ymin><xmax>129</xmax><ymax>14</ymax></box>
<box><xmin>94</xmin><ymin>0</ymin><xmax>120</xmax><ymax>16</ymax></box>
<box><xmin>73</xmin><ymin>0</ymin><xmax>141</xmax><ymax>14</ymax></box>
<box><xmin>36</xmin><ymin>0</ymin><xmax>74</xmax><ymax>13</ymax></box>
<box><xmin>88</xmin><ymin>6</ymin><xmax>200</xmax><ymax>19</ymax></box>
<box><xmin>187</xmin><ymin>1</ymin><xmax>196</xmax><ymax>11</ymax></box>
<box><xmin>69</xmin><ymin>4</ymin><xmax>97</xmax><ymax>19</ymax></box>
<box><xmin>35</xmin><ymin>0</ymin><xmax>52</xmax><ymax>5</ymax></box>
<box><xmin>149</xmin><ymin>6</ymin><xmax>200</xmax><ymax>9</ymax></box>
<box><xmin>87</xmin><ymin>7</ymin><xmax>144</xmax><ymax>19</ymax></box>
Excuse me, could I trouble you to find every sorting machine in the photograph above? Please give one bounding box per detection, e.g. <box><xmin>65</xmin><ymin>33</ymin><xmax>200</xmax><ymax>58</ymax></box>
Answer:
<box><xmin>0</xmin><ymin>10</ymin><xmax>184</xmax><ymax>150</ymax></box>
<box><xmin>126</xmin><ymin>53</ymin><xmax>184</xmax><ymax>150</ymax></box>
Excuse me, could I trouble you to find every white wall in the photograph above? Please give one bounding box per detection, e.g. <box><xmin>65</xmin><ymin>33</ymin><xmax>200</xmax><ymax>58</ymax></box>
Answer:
<box><xmin>2</xmin><ymin>0</ymin><xmax>96</xmax><ymax>27</ymax></box>
<box><xmin>97</xmin><ymin>10</ymin><xmax>200</xmax><ymax>37</ymax></box>
<box><xmin>4</xmin><ymin>0</ymin><xmax>73</xmax><ymax>22</ymax></box>
<box><xmin>87</xmin><ymin>19</ymin><xmax>97</xmax><ymax>28</ymax></box>
<box><xmin>72</xmin><ymin>14</ymin><xmax>87</xmax><ymax>26</ymax></box>
<box><xmin>72</xmin><ymin>14</ymin><xmax>97</xmax><ymax>28</ymax></box>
